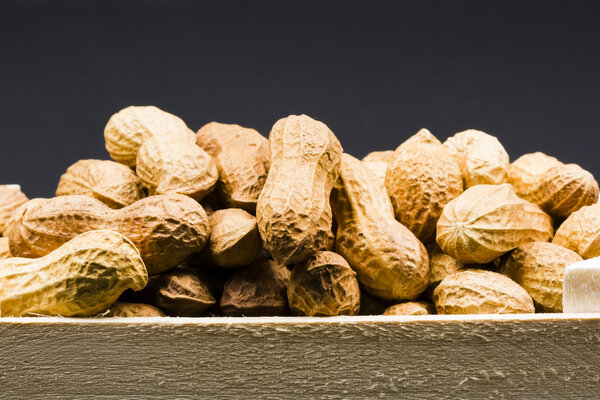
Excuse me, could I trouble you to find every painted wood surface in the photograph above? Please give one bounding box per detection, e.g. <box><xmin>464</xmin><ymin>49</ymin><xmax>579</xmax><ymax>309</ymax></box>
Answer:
<box><xmin>0</xmin><ymin>314</ymin><xmax>599</xmax><ymax>399</ymax></box>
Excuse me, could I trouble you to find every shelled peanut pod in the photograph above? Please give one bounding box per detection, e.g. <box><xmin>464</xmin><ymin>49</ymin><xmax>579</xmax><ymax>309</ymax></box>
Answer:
<box><xmin>0</xmin><ymin>184</ymin><xmax>28</xmax><ymax>235</ymax></box>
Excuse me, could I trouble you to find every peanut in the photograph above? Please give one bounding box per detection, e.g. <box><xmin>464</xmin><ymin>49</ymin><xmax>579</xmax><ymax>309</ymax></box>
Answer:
<box><xmin>433</xmin><ymin>269</ymin><xmax>535</xmax><ymax>314</ymax></box>
<box><xmin>0</xmin><ymin>185</ymin><xmax>28</xmax><ymax>235</ymax></box>
<box><xmin>257</xmin><ymin>114</ymin><xmax>342</xmax><ymax>265</ymax></box>
<box><xmin>56</xmin><ymin>159</ymin><xmax>144</xmax><ymax>208</ymax></box>
<box><xmin>105</xmin><ymin>302</ymin><xmax>165</xmax><ymax>317</ymax></box>
<box><xmin>361</xmin><ymin>150</ymin><xmax>394</xmax><ymax>163</ymax></box>
<box><xmin>196</xmin><ymin>122</ymin><xmax>270</xmax><ymax>213</ymax></box>
<box><xmin>8</xmin><ymin>194</ymin><xmax>210</xmax><ymax>275</ymax></box>
<box><xmin>436</xmin><ymin>184</ymin><xmax>554</xmax><ymax>264</ymax></box>
<box><xmin>220</xmin><ymin>256</ymin><xmax>290</xmax><ymax>316</ymax></box>
<box><xmin>361</xmin><ymin>150</ymin><xmax>393</xmax><ymax>189</ymax></box>
<box><xmin>500</xmin><ymin>242</ymin><xmax>582</xmax><ymax>312</ymax></box>
<box><xmin>0</xmin><ymin>230</ymin><xmax>148</xmax><ymax>317</ymax></box>
<box><xmin>444</xmin><ymin>129</ymin><xmax>510</xmax><ymax>188</ymax></box>
<box><xmin>0</xmin><ymin>237</ymin><xmax>10</xmax><ymax>260</ymax></box>
<box><xmin>385</xmin><ymin>129</ymin><xmax>463</xmax><ymax>243</ymax></box>
<box><xmin>104</xmin><ymin>105</ymin><xmax>196</xmax><ymax>167</ymax></box>
<box><xmin>287</xmin><ymin>251</ymin><xmax>360</xmax><ymax>316</ymax></box>
<box><xmin>135</xmin><ymin>136</ymin><xmax>218</xmax><ymax>201</ymax></box>
<box><xmin>426</xmin><ymin>242</ymin><xmax>464</xmax><ymax>290</ymax></box>
<box><xmin>553</xmin><ymin>203</ymin><xmax>600</xmax><ymax>259</ymax></box>
<box><xmin>152</xmin><ymin>266</ymin><xmax>216</xmax><ymax>316</ymax></box>
<box><xmin>509</xmin><ymin>152</ymin><xmax>562</xmax><ymax>197</ymax></box>
<box><xmin>331</xmin><ymin>153</ymin><xmax>430</xmax><ymax>301</ymax></box>
<box><xmin>383</xmin><ymin>302</ymin><xmax>435</xmax><ymax>316</ymax></box>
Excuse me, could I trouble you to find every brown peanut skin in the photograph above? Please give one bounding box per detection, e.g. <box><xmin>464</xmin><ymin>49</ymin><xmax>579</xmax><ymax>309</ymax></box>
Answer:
<box><xmin>8</xmin><ymin>194</ymin><xmax>210</xmax><ymax>275</ymax></box>
<box><xmin>433</xmin><ymin>269</ymin><xmax>535</xmax><ymax>315</ymax></box>
<box><xmin>553</xmin><ymin>203</ymin><xmax>600</xmax><ymax>259</ymax></box>
<box><xmin>383</xmin><ymin>301</ymin><xmax>435</xmax><ymax>316</ymax></box>
<box><xmin>385</xmin><ymin>129</ymin><xmax>463</xmax><ymax>243</ymax></box>
<box><xmin>257</xmin><ymin>115</ymin><xmax>342</xmax><ymax>265</ymax></box>
<box><xmin>105</xmin><ymin>302</ymin><xmax>165</xmax><ymax>317</ymax></box>
<box><xmin>500</xmin><ymin>242</ymin><xmax>582</xmax><ymax>312</ymax></box>
<box><xmin>104</xmin><ymin>105</ymin><xmax>196</xmax><ymax>167</ymax></box>
<box><xmin>287</xmin><ymin>251</ymin><xmax>360</xmax><ymax>316</ymax></box>
<box><xmin>136</xmin><ymin>137</ymin><xmax>218</xmax><ymax>201</ymax></box>
<box><xmin>197</xmin><ymin>122</ymin><xmax>270</xmax><ymax>213</ymax></box>
<box><xmin>56</xmin><ymin>159</ymin><xmax>145</xmax><ymax>208</ymax></box>
<box><xmin>0</xmin><ymin>185</ymin><xmax>28</xmax><ymax>235</ymax></box>
<box><xmin>331</xmin><ymin>153</ymin><xmax>430</xmax><ymax>301</ymax></box>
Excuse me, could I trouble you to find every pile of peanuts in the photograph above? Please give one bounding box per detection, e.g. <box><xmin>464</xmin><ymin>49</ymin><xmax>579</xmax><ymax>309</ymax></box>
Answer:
<box><xmin>0</xmin><ymin>105</ymin><xmax>598</xmax><ymax>317</ymax></box>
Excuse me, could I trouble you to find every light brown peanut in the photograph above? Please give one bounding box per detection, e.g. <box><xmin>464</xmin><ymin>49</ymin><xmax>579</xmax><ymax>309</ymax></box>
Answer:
<box><xmin>152</xmin><ymin>266</ymin><xmax>216</xmax><ymax>316</ymax></box>
<box><xmin>0</xmin><ymin>185</ymin><xmax>28</xmax><ymax>235</ymax></box>
<box><xmin>105</xmin><ymin>302</ymin><xmax>165</xmax><ymax>317</ymax></box>
<box><xmin>0</xmin><ymin>237</ymin><xmax>10</xmax><ymax>261</ymax></box>
<box><xmin>383</xmin><ymin>302</ymin><xmax>435</xmax><ymax>316</ymax></box>
<box><xmin>509</xmin><ymin>152</ymin><xmax>562</xmax><ymax>197</ymax></box>
<box><xmin>553</xmin><ymin>203</ymin><xmax>600</xmax><ymax>259</ymax></box>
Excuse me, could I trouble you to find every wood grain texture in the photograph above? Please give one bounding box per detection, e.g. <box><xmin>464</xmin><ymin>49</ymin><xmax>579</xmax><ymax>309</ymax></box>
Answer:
<box><xmin>0</xmin><ymin>314</ymin><xmax>599</xmax><ymax>399</ymax></box>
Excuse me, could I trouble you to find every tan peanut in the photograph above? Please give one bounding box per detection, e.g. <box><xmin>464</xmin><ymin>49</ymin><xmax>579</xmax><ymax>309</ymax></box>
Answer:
<box><xmin>0</xmin><ymin>185</ymin><xmax>28</xmax><ymax>235</ymax></box>
<box><xmin>436</xmin><ymin>184</ymin><xmax>554</xmax><ymax>264</ymax></box>
<box><xmin>135</xmin><ymin>136</ymin><xmax>218</xmax><ymax>201</ymax></box>
<box><xmin>385</xmin><ymin>129</ymin><xmax>463</xmax><ymax>243</ymax></box>
<box><xmin>257</xmin><ymin>114</ymin><xmax>342</xmax><ymax>265</ymax></box>
<box><xmin>0</xmin><ymin>237</ymin><xmax>10</xmax><ymax>261</ymax></box>
<box><xmin>500</xmin><ymin>242</ymin><xmax>582</xmax><ymax>312</ymax></box>
<box><xmin>331</xmin><ymin>153</ymin><xmax>430</xmax><ymax>301</ymax></box>
<box><xmin>56</xmin><ymin>159</ymin><xmax>144</xmax><ymax>208</ymax></box>
<box><xmin>0</xmin><ymin>230</ymin><xmax>148</xmax><ymax>317</ymax></box>
<box><xmin>8</xmin><ymin>194</ymin><xmax>210</xmax><ymax>275</ymax></box>
<box><xmin>361</xmin><ymin>150</ymin><xmax>393</xmax><ymax>189</ymax></box>
<box><xmin>509</xmin><ymin>152</ymin><xmax>562</xmax><ymax>197</ymax></box>
<box><xmin>196</xmin><ymin>122</ymin><xmax>270</xmax><ymax>212</ymax></box>
<box><xmin>287</xmin><ymin>251</ymin><xmax>360</xmax><ymax>316</ymax></box>
<box><xmin>553</xmin><ymin>203</ymin><xmax>600</xmax><ymax>259</ymax></box>
<box><xmin>220</xmin><ymin>256</ymin><xmax>291</xmax><ymax>316</ymax></box>
<box><xmin>426</xmin><ymin>242</ymin><xmax>464</xmax><ymax>289</ymax></box>
<box><xmin>105</xmin><ymin>302</ymin><xmax>165</xmax><ymax>317</ymax></box>
<box><xmin>444</xmin><ymin>129</ymin><xmax>510</xmax><ymax>188</ymax></box>
<box><xmin>433</xmin><ymin>269</ymin><xmax>535</xmax><ymax>314</ymax></box>
<box><xmin>383</xmin><ymin>302</ymin><xmax>435</xmax><ymax>316</ymax></box>
<box><xmin>104</xmin><ymin>105</ymin><xmax>196</xmax><ymax>167</ymax></box>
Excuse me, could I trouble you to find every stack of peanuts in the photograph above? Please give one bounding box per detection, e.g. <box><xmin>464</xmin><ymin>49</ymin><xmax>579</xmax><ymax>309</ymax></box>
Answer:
<box><xmin>0</xmin><ymin>105</ymin><xmax>598</xmax><ymax>317</ymax></box>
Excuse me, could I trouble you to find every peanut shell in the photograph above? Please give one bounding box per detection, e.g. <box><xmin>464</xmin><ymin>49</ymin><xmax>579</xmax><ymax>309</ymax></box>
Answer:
<box><xmin>56</xmin><ymin>159</ymin><xmax>144</xmax><ymax>208</ymax></box>
<box><xmin>361</xmin><ymin>151</ymin><xmax>393</xmax><ymax>189</ymax></box>
<box><xmin>553</xmin><ymin>203</ymin><xmax>600</xmax><ymax>259</ymax></box>
<box><xmin>383</xmin><ymin>301</ymin><xmax>435</xmax><ymax>316</ymax></box>
<box><xmin>385</xmin><ymin>129</ymin><xmax>463</xmax><ymax>242</ymax></box>
<box><xmin>0</xmin><ymin>185</ymin><xmax>28</xmax><ymax>235</ymax></box>
<box><xmin>0</xmin><ymin>237</ymin><xmax>10</xmax><ymax>260</ymax></box>
<box><xmin>426</xmin><ymin>242</ymin><xmax>464</xmax><ymax>288</ymax></box>
<box><xmin>331</xmin><ymin>153</ymin><xmax>430</xmax><ymax>301</ymax></box>
<box><xmin>105</xmin><ymin>302</ymin><xmax>165</xmax><ymax>317</ymax></box>
<box><xmin>509</xmin><ymin>152</ymin><xmax>562</xmax><ymax>197</ymax></box>
<box><xmin>153</xmin><ymin>266</ymin><xmax>216</xmax><ymax>316</ymax></box>
<box><xmin>287</xmin><ymin>251</ymin><xmax>360</xmax><ymax>316</ymax></box>
<box><xmin>433</xmin><ymin>269</ymin><xmax>535</xmax><ymax>314</ymax></box>
<box><xmin>436</xmin><ymin>184</ymin><xmax>554</xmax><ymax>264</ymax></box>
<box><xmin>196</xmin><ymin>122</ymin><xmax>270</xmax><ymax>213</ymax></box>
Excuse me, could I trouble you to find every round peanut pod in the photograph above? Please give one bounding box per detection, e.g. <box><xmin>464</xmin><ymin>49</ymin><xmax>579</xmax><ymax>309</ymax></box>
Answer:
<box><xmin>220</xmin><ymin>257</ymin><xmax>290</xmax><ymax>316</ymax></box>
<box><xmin>426</xmin><ymin>242</ymin><xmax>464</xmax><ymax>290</ymax></box>
<box><xmin>0</xmin><ymin>237</ymin><xmax>10</xmax><ymax>261</ymax></box>
<box><xmin>383</xmin><ymin>302</ymin><xmax>435</xmax><ymax>316</ymax></box>
<box><xmin>8</xmin><ymin>194</ymin><xmax>210</xmax><ymax>275</ymax></box>
<box><xmin>0</xmin><ymin>229</ymin><xmax>148</xmax><ymax>317</ymax></box>
<box><xmin>433</xmin><ymin>269</ymin><xmax>535</xmax><ymax>315</ymax></box>
<box><xmin>105</xmin><ymin>302</ymin><xmax>165</xmax><ymax>317</ymax></box>
<box><xmin>443</xmin><ymin>129</ymin><xmax>510</xmax><ymax>188</ymax></box>
<box><xmin>0</xmin><ymin>185</ymin><xmax>28</xmax><ymax>235</ymax></box>
<box><xmin>553</xmin><ymin>203</ymin><xmax>600</xmax><ymax>259</ymax></box>
<box><xmin>203</xmin><ymin>208</ymin><xmax>262</xmax><ymax>268</ymax></box>
<box><xmin>135</xmin><ymin>137</ymin><xmax>218</xmax><ymax>201</ymax></box>
<box><xmin>436</xmin><ymin>184</ymin><xmax>554</xmax><ymax>264</ymax></box>
<box><xmin>153</xmin><ymin>266</ymin><xmax>216</xmax><ymax>316</ymax></box>
<box><xmin>287</xmin><ymin>251</ymin><xmax>360</xmax><ymax>316</ymax></box>
<box><xmin>331</xmin><ymin>154</ymin><xmax>430</xmax><ymax>301</ymax></box>
<box><xmin>257</xmin><ymin>114</ymin><xmax>342</xmax><ymax>265</ymax></box>
<box><xmin>519</xmin><ymin>163</ymin><xmax>598</xmax><ymax>218</ymax></box>
<box><xmin>56</xmin><ymin>159</ymin><xmax>145</xmax><ymax>208</ymax></box>
<box><xmin>500</xmin><ymin>242</ymin><xmax>582</xmax><ymax>312</ymax></box>
<box><xmin>196</xmin><ymin>122</ymin><xmax>270</xmax><ymax>213</ymax></box>
<box><xmin>361</xmin><ymin>150</ymin><xmax>393</xmax><ymax>190</ymax></box>
<box><xmin>104</xmin><ymin>105</ymin><xmax>196</xmax><ymax>167</ymax></box>
<box><xmin>509</xmin><ymin>152</ymin><xmax>563</xmax><ymax>197</ymax></box>
<box><xmin>385</xmin><ymin>129</ymin><xmax>463</xmax><ymax>243</ymax></box>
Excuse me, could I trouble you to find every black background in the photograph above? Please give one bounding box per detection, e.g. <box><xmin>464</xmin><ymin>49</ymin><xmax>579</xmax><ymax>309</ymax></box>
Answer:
<box><xmin>1</xmin><ymin>0</ymin><xmax>599</xmax><ymax>198</ymax></box>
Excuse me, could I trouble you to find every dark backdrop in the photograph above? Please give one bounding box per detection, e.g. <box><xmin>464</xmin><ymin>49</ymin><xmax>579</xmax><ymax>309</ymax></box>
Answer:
<box><xmin>1</xmin><ymin>0</ymin><xmax>599</xmax><ymax>198</ymax></box>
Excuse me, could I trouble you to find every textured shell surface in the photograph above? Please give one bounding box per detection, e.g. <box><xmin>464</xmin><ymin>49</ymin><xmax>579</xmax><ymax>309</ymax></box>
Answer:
<box><xmin>443</xmin><ymin>129</ymin><xmax>510</xmax><ymax>188</ymax></box>
<box><xmin>509</xmin><ymin>152</ymin><xmax>563</xmax><ymax>197</ymax></box>
<box><xmin>104</xmin><ymin>105</ymin><xmax>196</xmax><ymax>167</ymax></box>
<box><xmin>426</xmin><ymin>242</ymin><xmax>464</xmax><ymax>287</ymax></box>
<box><xmin>196</xmin><ymin>122</ymin><xmax>270</xmax><ymax>212</ymax></box>
<box><xmin>136</xmin><ymin>136</ymin><xmax>218</xmax><ymax>201</ymax></box>
<box><xmin>56</xmin><ymin>159</ymin><xmax>144</xmax><ymax>208</ymax></box>
<box><xmin>433</xmin><ymin>269</ymin><xmax>535</xmax><ymax>315</ymax></box>
<box><xmin>500</xmin><ymin>241</ymin><xmax>582</xmax><ymax>312</ymax></box>
<box><xmin>287</xmin><ymin>251</ymin><xmax>360</xmax><ymax>316</ymax></box>
<box><xmin>0</xmin><ymin>237</ymin><xmax>10</xmax><ymax>260</ymax></box>
<box><xmin>153</xmin><ymin>266</ymin><xmax>216</xmax><ymax>317</ymax></box>
<box><xmin>0</xmin><ymin>184</ymin><xmax>28</xmax><ymax>235</ymax></box>
<box><xmin>105</xmin><ymin>302</ymin><xmax>165</xmax><ymax>317</ymax></box>
<box><xmin>361</xmin><ymin>151</ymin><xmax>393</xmax><ymax>189</ymax></box>
<box><xmin>385</xmin><ymin>129</ymin><xmax>463</xmax><ymax>243</ymax></box>
<box><xmin>257</xmin><ymin>114</ymin><xmax>342</xmax><ymax>265</ymax></box>
<box><xmin>8</xmin><ymin>194</ymin><xmax>210</xmax><ymax>275</ymax></box>
<box><xmin>220</xmin><ymin>257</ymin><xmax>290</xmax><ymax>316</ymax></box>
<box><xmin>436</xmin><ymin>184</ymin><xmax>554</xmax><ymax>264</ymax></box>
<box><xmin>0</xmin><ymin>229</ymin><xmax>148</xmax><ymax>317</ymax></box>
<box><xmin>331</xmin><ymin>153</ymin><xmax>430</xmax><ymax>301</ymax></box>
<box><xmin>553</xmin><ymin>203</ymin><xmax>600</xmax><ymax>259</ymax></box>
<box><xmin>383</xmin><ymin>301</ymin><xmax>435</xmax><ymax>316</ymax></box>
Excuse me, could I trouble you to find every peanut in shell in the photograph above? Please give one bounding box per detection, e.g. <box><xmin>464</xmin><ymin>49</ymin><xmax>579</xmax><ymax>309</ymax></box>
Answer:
<box><xmin>553</xmin><ymin>203</ymin><xmax>600</xmax><ymax>259</ymax></box>
<box><xmin>0</xmin><ymin>185</ymin><xmax>28</xmax><ymax>235</ymax></box>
